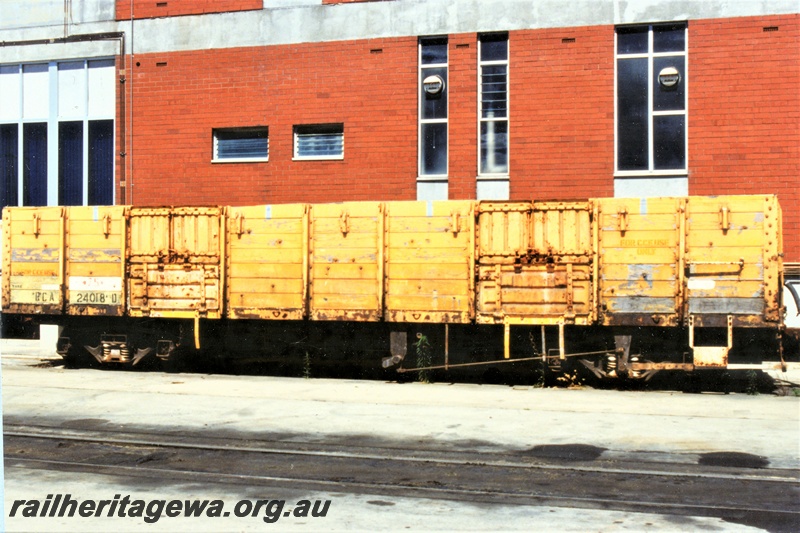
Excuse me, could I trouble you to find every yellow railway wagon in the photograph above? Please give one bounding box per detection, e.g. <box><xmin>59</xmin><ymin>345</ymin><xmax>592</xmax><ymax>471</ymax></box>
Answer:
<box><xmin>2</xmin><ymin>206</ymin><xmax>65</xmax><ymax>315</ymax></box>
<box><xmin>65</xmin><ymin>206</ymin><xmax>127</xmax><ymax>317</ymax></box>
<box><xmin>0</xmin><ymin>195</ymin><xmax>788</xmax><ymax>377</ymax></box>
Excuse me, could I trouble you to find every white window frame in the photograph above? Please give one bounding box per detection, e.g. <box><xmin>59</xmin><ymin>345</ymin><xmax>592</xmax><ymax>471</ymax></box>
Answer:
<box><xmin>477</xmin><ymin>33</ymin><xmax>510</xmax><ymax>179</ymax></box>
<box><xmin>0</xmin><ymin>59</ymin><xmax>116</xmax><ymax>207</ymax></box>
<box><xmin>212</xmin><ymin>126</ymin><xmax>269</xmax><ymax>163</ymax></box>
<box><xmin>418</xmin><ymin>37</ymin><xmax>448</xmax><ymax>180</ymax></box>
<box><xmin>293</xmin><ymin>124</ymin><xmax>344</xmax><ymax>161</ymax></box>
<box><xmin>614</xmin><ymin>24</ymin><xmax>688</xmax><ymax>177</ymax></box>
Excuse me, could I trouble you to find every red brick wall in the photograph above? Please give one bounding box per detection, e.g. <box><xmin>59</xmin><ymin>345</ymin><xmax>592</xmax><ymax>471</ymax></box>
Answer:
<box><xmin>510</xmin><ymin>26</ymin><xmax>615</xmax><ymax>201</ymax></box>
<box><xmin>115</xmin><ymin>0</ymin><xmax>262</xmax><ymax>20</ymax></box>
<box><xmin>128</xmin><ymin>38</ymin><xmax>419</xmax><ymax>206</ymax></box>
<box><xmin>122</xmin><ymin>14</ymin><xmax>798</xmax><ymax>259</ymax></box>
<box><xmin>448</xmin><ymin>35</ymin><xmax>478</xmax><ymax>200</ymax></box>
<box><xmin>689</xmin><ymin>14</ymin><xmax>799</xmax><ymax>261</ymax></box>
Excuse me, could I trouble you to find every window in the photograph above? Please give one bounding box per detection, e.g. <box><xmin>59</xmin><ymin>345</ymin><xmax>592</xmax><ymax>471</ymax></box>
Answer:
<box><xmin>479</xmin><ymin>33</ymin><xmax>509</xmax><ymax>176</ymax></box>
<box><xmin>0</xmin><ymin>60</ymin><xmax>116</xmax><ymax>210</ymax></box>
<box><xmin>419</xmin><ymin>37</ymin><xmax>448</xmax><ymax>177</ymax></box>
<box><xmin>616</xmin><ymin>23</ymin><xmax>687</xmax><ymax>174</ymax></box>
<box><xmin>213</xmin><ymin>127</ymin><xmax>269</xmax><ymax>162</ymax></box>
<box><xmin>0</xmin><ymin>124</ymin><xmax>18</xmax><ymax>209</ymax></box>
<box><xmin>293</xmin><ymin>124</ymin><xmax>344</xmax><ymax>160</ymax></box>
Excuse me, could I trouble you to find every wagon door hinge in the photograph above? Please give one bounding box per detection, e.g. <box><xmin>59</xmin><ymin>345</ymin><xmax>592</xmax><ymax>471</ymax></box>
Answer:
<box><xmin>564</xmin><ymin>263</ymin><xmax>576</xmax><ymax>320</ymax></box>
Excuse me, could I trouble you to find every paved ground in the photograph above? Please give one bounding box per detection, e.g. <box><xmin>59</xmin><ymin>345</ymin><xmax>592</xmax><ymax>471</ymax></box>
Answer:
<box><xmin>2</xmin><ymin>339</ymin><xmax>799</xmax><ymax>532</ymax></box>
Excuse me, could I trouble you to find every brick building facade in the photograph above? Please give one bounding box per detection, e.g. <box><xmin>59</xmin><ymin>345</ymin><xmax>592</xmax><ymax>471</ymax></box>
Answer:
<box><xmin>1</xmin><ymin>1</ymin><xmax>798</xmax><ymax>266</ymax></box>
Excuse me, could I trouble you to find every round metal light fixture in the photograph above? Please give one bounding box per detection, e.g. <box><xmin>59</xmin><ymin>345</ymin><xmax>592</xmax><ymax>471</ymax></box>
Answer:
<box><xmin>422</xmin><ymin>74</ymin><xmax>445</xmax><ymax>95</ymax></box>
<box><xmin>658</xmin><ymin>66</ymin><xmax>681</xmax><ymax>88</ymax></box>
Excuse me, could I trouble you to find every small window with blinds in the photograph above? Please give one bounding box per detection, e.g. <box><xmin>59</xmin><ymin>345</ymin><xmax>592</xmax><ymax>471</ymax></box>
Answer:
<box><xmin>293</xmin><ymin>124</ymin><xmax>344</xmax><ymax>160</ymax></box>
<box><xmin>213</xmin><ymin>127</ymin><xmax>269</xmax><ymax>162</ymax></box>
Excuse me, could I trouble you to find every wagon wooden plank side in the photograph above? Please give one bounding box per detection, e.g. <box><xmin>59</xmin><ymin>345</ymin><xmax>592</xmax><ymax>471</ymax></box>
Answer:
<box><xmin>65</xmin><ymin>206</ymin><xmax>126</xmax><ymax>317</ymax></box>
<box><xmin>597</xmin><ymin>197</ymin><xmax>683</xmax><ymax>327</ymax></box>
<box><xmin>685</xmin><ymin>195</ymin><xmax>783</xmax><ymax>328</ymax></box>
<box><xmin>309</xmin><ymin>202</ymin><xmax>383</xmax><ymax>321</ymax></box>
<box><xmin>2</xmin><ymin>206</ymin><xmax>65</xmax><ymax>315</ymax></box>
<box><xmin>227</xmin><ymin>203</ymin><xmax>308</xmax><ymax>320</ymax></box>
<box><xmin>384</xmin><ymin>200</ymin><xmax>474</xmax><ymax>323</ymax></box>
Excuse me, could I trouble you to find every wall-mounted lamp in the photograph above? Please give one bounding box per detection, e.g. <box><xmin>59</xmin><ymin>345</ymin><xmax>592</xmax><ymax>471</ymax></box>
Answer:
<box><xmin>658</xmin><ymin>66</ymin><xmax>681</xmax><ymax>88</ymax></box>
<box><xmin>422</xmin><ymin>75</ymin><xmax>445</xmax><ymax>95</ymax></box>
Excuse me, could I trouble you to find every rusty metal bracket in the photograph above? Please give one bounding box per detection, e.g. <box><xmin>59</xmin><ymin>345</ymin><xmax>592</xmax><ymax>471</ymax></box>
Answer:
<box><xmin>103</xmin><ymin>214</ymin><xmax>111</xmax><ymax>238</ymax></box>
<box><xmin>689</xmin><ymin>314</ymin><xmax>733</xmax><ymax>367</ymax></box>
<box><xmin>617</xmin><ymin>208</ymin><xmax>628</xmax><ymax>234</ymax></box>
<box><xmin>234</xmin><ymin>212</ymin><xmax>246</xmax><ymax>237</ymax></box>
<box><xmin>450</xmin><ymin>211</ymin><xmax>461</xmax><ymax>235</ymax></box>
<box><xmin>32</xmin><ymin>213</ymin><xmax>41</xmax><ymax>237</ymax></box>
<box><xmin>339</xmin><ymin>210</ymin><xmax>350</xmax><ymax>235</ymax></box>
<box><xmin>719</xmin><ymin>205</ymin><xmax>730</xmax><ymax>232</ymax></box>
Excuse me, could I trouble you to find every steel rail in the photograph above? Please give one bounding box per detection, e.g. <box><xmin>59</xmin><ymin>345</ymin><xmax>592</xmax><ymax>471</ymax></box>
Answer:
<box><xmin>5</xmin><ymin>425</ymin><xmax>798</xmax><ymax>484</ymax></box>
<box><xmin>8</xmin><ymin>455</ymin><xmax>799</xmax><ymax>519</ymax></box>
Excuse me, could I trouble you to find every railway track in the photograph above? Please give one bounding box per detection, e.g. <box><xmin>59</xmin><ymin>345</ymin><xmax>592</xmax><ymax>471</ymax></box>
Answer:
<box><xmin>5</xmin><ymin>423</ymin><xmax>799</xmax><ymax>531</ymax></box>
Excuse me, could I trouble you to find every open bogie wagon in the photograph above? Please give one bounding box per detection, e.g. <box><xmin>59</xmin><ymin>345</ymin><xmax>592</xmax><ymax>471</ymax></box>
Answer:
<box><xmin>1</xmin><ymin>194</ymin><xmax>788</xmax><ymax>381</ymax></box>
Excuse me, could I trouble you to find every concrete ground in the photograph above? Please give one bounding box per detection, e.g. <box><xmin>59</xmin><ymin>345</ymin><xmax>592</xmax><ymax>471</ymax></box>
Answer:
<box><xmin>2</xmin><ymin>339</ymin><xmax>799</xmax><ymax>532</ymax></box>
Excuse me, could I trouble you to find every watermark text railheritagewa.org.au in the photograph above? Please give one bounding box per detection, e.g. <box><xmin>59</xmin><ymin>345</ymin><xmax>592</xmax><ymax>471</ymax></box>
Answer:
<box><xmin>9</xmin><ymin>494</ymin><xmax>331</xmax><ymax>524</ymax></box>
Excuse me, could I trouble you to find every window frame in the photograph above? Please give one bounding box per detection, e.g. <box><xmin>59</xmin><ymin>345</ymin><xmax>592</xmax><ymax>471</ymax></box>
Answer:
<box><xmin>477</xmin><ymin>32</ymin><xmax>510</xmax><ymax>179</ymax></box>
<box><xmin>292</xmin><ymin>123</ymin><xmax>344</xmax><ymax>161</ymax></box>
<box><xmin>0</xmin><ymin>59</ymin><xmax>116</xmax><ymax>209</ymax></box>
<box><xmin>212</xmin><ymin>126</ymin><xmax>270</xmax><ymax>163</ymax></box>
<box><xmin>614</xmin><ymin>23</ymin><xmax>688</xmax><ymax>177</ymax></box>
<box><xmin>418</xmin><ymin>36</ymin><xmax>449</xmax><ymax>180</ymax></box>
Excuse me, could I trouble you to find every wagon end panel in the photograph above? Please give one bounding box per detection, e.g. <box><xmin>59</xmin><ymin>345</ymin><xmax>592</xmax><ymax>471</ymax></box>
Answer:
<box><xmin>2</xmin><ymin>206</ymin><xmax>65</xmax><ymax>315</ymax></box>
<box><xmin>227</xmin><ymin>204</ymin><xmax>308</xmax><ymax>320</ymax></box>
<box><xmin>598</xmin><ymin>197</ymin><xmax>682</xmax><ymax>327</ymax></box>
<box><xmin>65</xmin><ymin>206</ymin><xmax>126</xmax><ymax>317</ymax></box>
<box><xmin>476</xmin><ymin>201</ymin><xmax>594</xmax><ymax>326</ymax></box>
<box><xmin>127</xmin><ymin>207</ymin><xmax>223</xmax><ymax>319</ymax></box>
<box><xmin>384</xmin><ymin>200</ymin><xmax>474</xmax><ymax>323</ymax></box>
<box><xmin>685</xmin><ymin>195</ymin><xmax>782</xmax><ymax>327</ymax></box>
<box><xmin>309</xmin><ymin>202</ymin><xmax>383</xmax><ymax>321</ymax></box>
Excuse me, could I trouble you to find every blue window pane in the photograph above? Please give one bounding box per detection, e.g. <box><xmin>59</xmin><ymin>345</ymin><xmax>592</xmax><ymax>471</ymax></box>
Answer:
<box><xmin>421</xmin><ymin>66</ymin><xmax>448</xmax><ymax>120</ymax></box>
<box><xmin>89</xmin><ymin>120</ymin><xmax>114</xmax><ymax>205</ymax></box>
<box><xmin>421</xmin><ymin>122</ymin><xmax>447</xmax><ymax>175</ymax></box>
<box><xmin>617</xmin><ymin>27</ymin><xmax>648</xmax><ymax>54</ymax></box>
<box><xmin>653</xmin><ymin>57</ymin><xmax>685</xmax><ymax>112</ymax></box>
<box><xmin>296</xmin><ymin>133</ymin><xmax>343</xmax><ymax>158</ymax></box>
<box><xmin>59</xmin><ymin>121</ymin><xmax>83</xmax><ymax>206</ymax></box>
<box><xmin>421</xmin><ymin>39</ymin><xmax>447</xmax><ymax>65</ymax></box>
<box><xmin>23</xmin><ymin>123</ymin><xmax>47</xmax><ymax>206</ymax></box>
<box><xmin>216</xmin><ymin>128</ymin><xmax>268</xmax><ymax>159</ymax></box>
<box><xmin>480</xmin><ymin>120</ymin><xmax>508</xmax><ymax>174</ymax></box>
<box><xmin>1</xmin><ymin>124</ymin><xmax>18</xmax><ymax>210</ymax></box>
<box><xmin>654</xmin><ymin>24</ymin><xmax>685</xmax><ymax>53</ymax></box>
<box><xmin>654</xmin><ymin>115</ymin><xmax>685</xmax><ymax>170</ymax></box>
<box><xmin>481</xmin><ymin>64</ymin><xmax>507</xmax><ymax>119</ymax></box>
<box><xmin>617</xmin><ymin>58</ymin><xmax>649</xmax><ymax>170</ymax></box>
<box><xmin>480</xmin><ymin>35</ymin><xmax>508</xmax><ymax>62</ymax></box>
